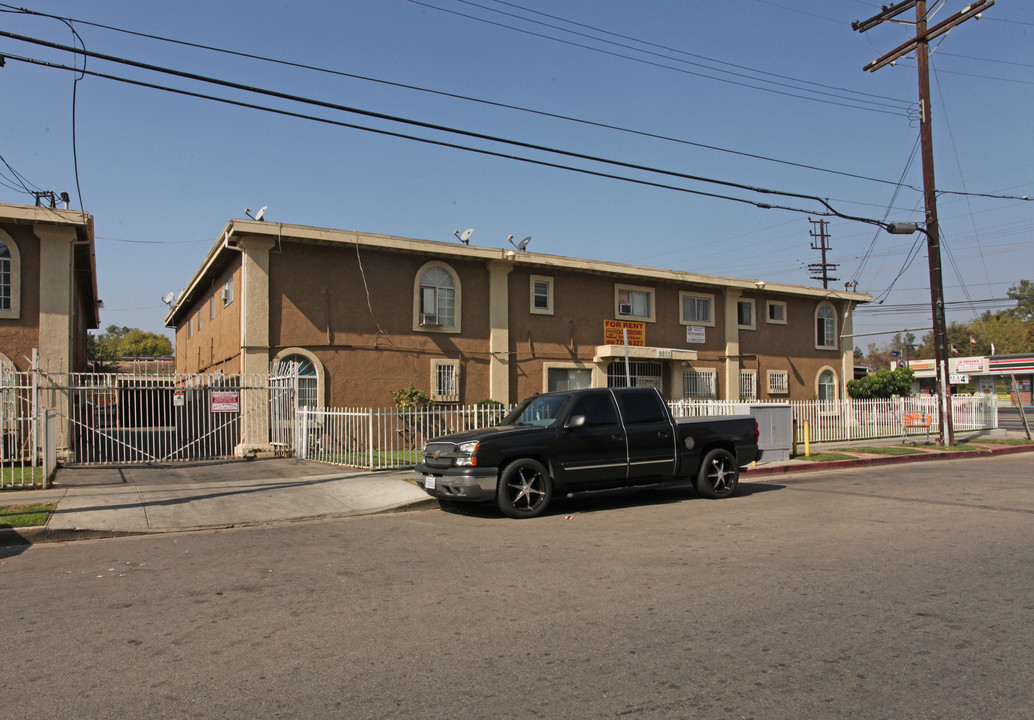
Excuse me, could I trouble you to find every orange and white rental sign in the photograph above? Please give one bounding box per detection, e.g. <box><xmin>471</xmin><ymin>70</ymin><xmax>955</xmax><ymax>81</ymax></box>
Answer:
<box><xmin>604</xmin><ymin>320</ymin><xmax>645</xmax><ymax>346</ymax></box>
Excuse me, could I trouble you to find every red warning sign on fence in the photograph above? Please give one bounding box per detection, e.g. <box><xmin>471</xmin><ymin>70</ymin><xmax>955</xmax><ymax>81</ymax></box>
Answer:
<box><xmin>211</xmin><ymin>391</ymin><xmax>240</xmax><ymax>413</ymax></box>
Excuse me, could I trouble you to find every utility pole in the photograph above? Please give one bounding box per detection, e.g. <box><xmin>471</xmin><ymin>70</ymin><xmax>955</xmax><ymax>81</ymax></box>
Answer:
<box><xmin>808</xmin><ymin>218</ymin><xmax>839</xmax><ymax>289</ymax></box>
<box><xmin>852</xmin><ymin>0</ymin><xmax>992</xmax><ymax>446</ymax></box>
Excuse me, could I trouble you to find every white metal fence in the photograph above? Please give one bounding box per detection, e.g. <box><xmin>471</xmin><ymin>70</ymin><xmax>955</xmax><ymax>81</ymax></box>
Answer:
<box><xmin>295</xmin><ymin>404</ymin><xmax>511</xmax><ymax>470</ymax></box>
<box><xmin>297</xmin><ymin>395</ymin><xmax>1000</xmax><ymax>471</ymax></box>
<box><xmin>0</xmin><ymin>364</ymin><xmax>298</xmax><ymax>487</ymax></box>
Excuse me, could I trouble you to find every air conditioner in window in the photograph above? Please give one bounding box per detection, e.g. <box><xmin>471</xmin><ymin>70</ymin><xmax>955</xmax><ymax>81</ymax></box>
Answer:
<box><xmin>420</xmin><ymin>314</ymin><xmax>439</xmax><ymax>326</ymax></box>
<box><xmin>618</xmin><ymin>303</ymin><xmax>633</xmax><ymax>315</ymax></box>
<box><xmin>220</xmin><ymin>287</ymin><xmax>229</xmax><ymax>302</ymax></box>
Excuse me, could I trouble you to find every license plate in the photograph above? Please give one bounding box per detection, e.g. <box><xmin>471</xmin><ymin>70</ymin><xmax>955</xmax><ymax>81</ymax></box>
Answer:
<box><xmin>423</xmin><ymin>476</ymin><xmax>436</xmax><ymax>490</ymax></box>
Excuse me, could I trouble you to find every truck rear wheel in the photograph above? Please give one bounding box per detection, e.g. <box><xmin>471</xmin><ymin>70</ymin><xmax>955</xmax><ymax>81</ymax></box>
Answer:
<box><xmin>696</xmin><ymin>449</ymin><xmax>739</xmax><ymax>499</ymax></box>
<box><xmin>497</xmin><ymin>459</ymin><xmax>552</xmax><ymax>518</ymax></box>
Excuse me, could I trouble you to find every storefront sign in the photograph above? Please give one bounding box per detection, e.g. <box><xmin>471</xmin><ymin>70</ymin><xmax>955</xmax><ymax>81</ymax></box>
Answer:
<box><xmin>211</xmin><ymin>391</ymin><xmax>240</xmax><ymax>413</ymax></box>
<box><xmin>685</xmin><ymin>326</ymin><xmax>706</xmax><ymax>344</ymax></box>
<box><xmin>604</xmin><ymin>320</ymin><xmax>645</xmax><ymax>346</ymax></box>
<box><xmin>953</xmin><ymin>358</ymin><xmax>984</xmax><ymax>373</ymax></box>
<box><xmin>949</xmin><ymin>374</ymin><xmax>970</xmax><ymax>385</ymax></box>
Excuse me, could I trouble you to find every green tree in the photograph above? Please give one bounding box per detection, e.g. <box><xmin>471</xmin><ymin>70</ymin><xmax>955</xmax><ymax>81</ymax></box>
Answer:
<box><xmin>391</xmin><ymin>384</ymin><xmax>431</xmax><ymax>408</ymax></box>
<box><xmin>1006</xmin><ymin>279</ymin><xmax>1034</xmax><ymax>322</ymax></box>
<box><xmin>846</xmin><ymin>367</ymin><xmax>915</xmax><ymax>399</ymax></box>
<box><xmin>88</xmin><ymin>325</ymin><xmax>172</xmax><ymax>370</ymax></box>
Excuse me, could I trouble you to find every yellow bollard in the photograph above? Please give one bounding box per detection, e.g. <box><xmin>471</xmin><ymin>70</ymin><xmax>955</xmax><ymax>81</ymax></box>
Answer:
<box><xmin>804</xmin><ymin>420</ymin><xmax>810</xmax><ymax>457</ymax></box>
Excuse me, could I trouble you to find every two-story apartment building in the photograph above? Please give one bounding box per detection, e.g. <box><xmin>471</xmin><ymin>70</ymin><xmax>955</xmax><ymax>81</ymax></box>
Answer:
<box><xmin>167</xmin><ymin>218</ymin><xmax>871</xmax><ymax>408</ymax></box>
<box><xmin>0</xmin><ymin>202</ymin><xmax>100</xmax><ymax>374</ymax></box>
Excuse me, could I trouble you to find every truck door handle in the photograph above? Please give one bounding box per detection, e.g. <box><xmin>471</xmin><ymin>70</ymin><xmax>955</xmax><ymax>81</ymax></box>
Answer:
<box><xmin>611</xmin><ymin>434</ymin><xmax>624</xmax><ymax>441</ymax></box>
<box><xmin>658</xmin><ymin>431</ymin><xmax>670</xmax><ymax>439</ymax></box>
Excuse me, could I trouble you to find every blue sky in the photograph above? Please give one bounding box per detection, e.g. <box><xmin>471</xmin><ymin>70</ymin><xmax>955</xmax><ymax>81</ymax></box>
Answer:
<box><xmin>2</xmin><ymin>0</ymin><xmax>1031</xmax><ymax>351</ymax></box>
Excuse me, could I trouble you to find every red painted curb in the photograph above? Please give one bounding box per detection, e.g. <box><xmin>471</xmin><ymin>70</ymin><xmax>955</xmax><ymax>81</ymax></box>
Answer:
<box><xmin>744</xmin><ymin>442</ymin><xmax>1034</xmax><ymax>478</ymax></box>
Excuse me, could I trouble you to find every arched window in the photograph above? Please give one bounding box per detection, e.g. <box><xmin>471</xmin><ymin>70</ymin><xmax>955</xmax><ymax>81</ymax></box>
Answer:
<box><xmin>818</xmin><ymin>368</ymin><xmax>838</xmax><ymax>401</ymax></box>
<box><xmin>816</xmin><ymin>303</ymin><xmax>837</xmax><ymax>349</ymax></box>
<box><xmin>0</xmin><ymin>230</ymin><xmax>21</xmax><ymax>319</ymax></box>
<box><xmin>272</xmin><ymin>350</ymin><xmax>324</xmax><ymax>408</ymax></box>
<box><xmin>414</xmin><ymin>262</ymin><xmax>461</xmax><ymax>332</ymax></box>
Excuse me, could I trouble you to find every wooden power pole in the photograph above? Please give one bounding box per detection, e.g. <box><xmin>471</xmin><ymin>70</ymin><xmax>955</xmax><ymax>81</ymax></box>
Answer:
<box><xmin>853</xmin><ymin>0</ymin><xmax>993</xmax><ymax>446</ymax></box>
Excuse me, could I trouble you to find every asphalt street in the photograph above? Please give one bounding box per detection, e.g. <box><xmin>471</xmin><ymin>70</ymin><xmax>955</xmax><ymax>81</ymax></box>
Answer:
<box><xmin>2</xmin><ymin>453</ymin><xmax>1032</xmax><ymax>720</ymax></box>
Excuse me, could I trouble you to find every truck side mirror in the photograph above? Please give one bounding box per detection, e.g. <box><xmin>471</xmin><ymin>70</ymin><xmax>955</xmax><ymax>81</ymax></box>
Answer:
<box><xmin>565</xmin><ymin>415</ymin><xmax>586</xmax><ymax>429</ymax></box>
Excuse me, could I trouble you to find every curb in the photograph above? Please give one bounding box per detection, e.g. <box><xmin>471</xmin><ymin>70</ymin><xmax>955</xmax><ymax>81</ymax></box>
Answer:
<box><xmin>744</xmin><ymin>442</ymin><xmax>1034</xmax><ymax>478</ymax></box>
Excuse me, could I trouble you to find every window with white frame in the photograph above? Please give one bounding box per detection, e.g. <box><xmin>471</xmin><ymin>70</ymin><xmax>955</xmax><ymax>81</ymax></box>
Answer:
<box><xmin>615</xmin><ymin>284</ymin><xmax>654</xmax><ymax>321</ymax></box>
<box><xmin>187</xmin><ymin>316</ymin><xmax>193</xmax><ymax>338</ymax></box>
<box><xmin>209</xmin><ymin>297</ymin><xmax>215</xmax><ymax>320</ymax></box>
<box><xmin>0</xmin><ymin>231</ymin><xmax>21</xmax><ymax>318</ymax></box>
<box><xmin>416</xmin><ymin>264</ymin><xmax>459</xmax><ymax>330</ymax></box>
<box><xmin>767</xmin><ymin>369</ymin><xmax>789</xmax><ymax>395</ymax></box>
<box><xmin>739</xmin><ymin>369</ymin><xmax>757</xmax><ymax>400</ymax></box>
<box><xmin>431</xmin><ymin>359</ymin><xmax>460</xmax><ymax>402</ymax></box>
<box><xmin>818</xmin><ymin>368</ymin><xmax>837</xmax><ymax>401</ymax></box>
<box><xmin>679</xmin><ymin>291</ymin><xmax>714</xmax><ymax>326</ymax></box>
<box><xmin>683</xmin><ymin>369</ymin><xmax>717</xmax><ymax>399</ymax></box>
<box><xmin>280</xmin><ymin>353</ymin><xmax>319</xmax><ymax>408</ymax></box>
<box><xmin>767</xmin><ymin>300</ymin><xmax>787</xmax><ymax>324</ymax></box>
<box><xmin>530</xmin><ymin>275</ymin><xmax>553</xmax><ymax>315</ymax></box>
<box><xmin>737</xmin><ymin>299</ymin><xmax>755</xmax><ymax>329</ymax></box>
<box><xmin>222</xmin><ymin>277</ymin><xmax>234</xmax><ymax>307</ymax></box>
<box><xmin>547</xmin><ymin>367</ymin><xmax>591</xmax><ymax>392</ymax></box>
<box><xmin>816</xmin><ymin>303</ymin><xmax>837</xmax><ymax>349</ymax></box>
<box><xmin>0</xmin><ymin>241</ymin><xmax>10</xmax><ymax>312</ymax></box>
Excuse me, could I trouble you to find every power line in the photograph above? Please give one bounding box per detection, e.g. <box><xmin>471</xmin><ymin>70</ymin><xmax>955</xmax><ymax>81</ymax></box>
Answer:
<box><xmin>0</xmin><ymin>36</ymin><xmax>902</xmax><ymax>233</ymax></box>
<box><xmin>407</xmin><ymin>0</ymin><xmax>911</xmax><ymax>116</ymax></box>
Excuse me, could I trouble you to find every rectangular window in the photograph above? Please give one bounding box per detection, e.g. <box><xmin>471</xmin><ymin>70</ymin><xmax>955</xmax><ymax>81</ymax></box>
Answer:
<box><xmin>547</xmin><ymin>367</ymin><xmax>591</xmax><ymax>392</ymax></box>
<box><xmin>430</xmin><ymin>359</ymin><xmax>460</xmax><ymax>402</ymax></box>
<box><xmin>683</xmin><ymin>370</ymin><xmax>717</xmax><ymax>399</ymax></box>
<box><xmin>223</xmin><ymin>277</ymin><xmax>234</xmax><ymax>307</ymax></box>
<box><xmin>209</xmin><ymin>298</ymin><xmax>215</xmax><ymax>320</ymax></box>
<box><xmin>679</xmin><ymin>292</ymin><xmax>714</xmax><ymax>326</ymax></box>
<box><xmin>615</xmin><ymin>284</ymin><xmax>655</xmax><ymax>322</ymax></box>
<box><xmin>187</xmin><ymin>316</ymin><xmax>193</xmax><ymax>339</ymax></box>
<box><xmin>767</xmin><ymin>370</ymin><xmax>789</xmax><ymax>395</ymax></box>
<box><xmin>530</xmin><ymin>275</ymin><xmax>553</xmax><ymax>315</ymax></box>
<box><xmin>737</xmin><ymin>299</ymin><xmax>755</xmax><ymax>329</ymax></box>
<box><xmin>739</xmin><ymin>370</ymin><xmax>757</xmax><ymax>400</ymax></box>
<box><xmin>0</xmin><ymin>256</ymin><xmax>10</xmax><ymax>311</ymax></box>
<box><xmin>767</xmin><ymin>300</ymin><xmax>786</xmax><ymax>324</ymax></box>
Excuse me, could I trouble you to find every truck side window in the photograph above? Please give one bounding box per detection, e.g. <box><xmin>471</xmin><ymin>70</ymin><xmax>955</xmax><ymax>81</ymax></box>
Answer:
<box><xmin>568</xmin><ymin>393</ymin><xmax>619</xmax><ymax>426</ymax></box>
<box><xmin>616</xmin><ymin>391</ymin><xmax>667</xmax><ymax>424</ymax></box>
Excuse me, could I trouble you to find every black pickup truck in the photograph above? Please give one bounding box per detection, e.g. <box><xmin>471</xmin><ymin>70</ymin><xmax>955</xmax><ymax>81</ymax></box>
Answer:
<box><xmin>416</xmin><ymin>387</ymin><xmax>762</xmax><ymax>518</ymax></box>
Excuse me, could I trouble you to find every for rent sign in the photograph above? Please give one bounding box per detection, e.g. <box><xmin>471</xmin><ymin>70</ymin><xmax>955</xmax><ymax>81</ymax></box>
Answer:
<box><xmin>604</xmin><ymin>320</ymin><xmax>645</xmax><ymax>346</ymax></box>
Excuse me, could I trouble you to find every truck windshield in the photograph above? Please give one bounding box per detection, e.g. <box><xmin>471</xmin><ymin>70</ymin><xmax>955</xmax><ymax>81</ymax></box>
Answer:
<box><xmin>500</xmin><ymin>394</ymin><xmax>571</xmax><ymax>427</ymax></box>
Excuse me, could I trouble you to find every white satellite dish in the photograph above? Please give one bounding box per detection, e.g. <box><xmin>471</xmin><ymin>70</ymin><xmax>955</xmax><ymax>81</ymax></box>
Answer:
<box><xmin>245</xmin><ymin>206</ymin><xmax>268</xmax><ymax>221</ymax></box>
<box><xmin>508</xmin><ymin>234</ymin><xmax>531</xmax><ymax>251</ymax></box>
<box><xmin>162</xmin><ymin>292</ymin><xmax>175</xmax><ymax>306</ymax></box>
<box><xmin>454</xmin><ymin>228</ymin><xmax>473</xmax><ymax>245</ymax></box>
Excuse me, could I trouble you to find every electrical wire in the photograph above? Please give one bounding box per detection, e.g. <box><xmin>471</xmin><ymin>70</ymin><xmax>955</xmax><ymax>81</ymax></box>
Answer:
<box><xmin>0</xmin><ymin>40</ymin><xmax>903</xmax><ymax>234</ymax></box>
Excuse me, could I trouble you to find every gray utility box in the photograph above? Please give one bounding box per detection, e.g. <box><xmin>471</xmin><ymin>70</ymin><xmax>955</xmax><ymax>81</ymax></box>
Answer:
<box><xmin>734</xmin><ymin>403</ymin><xmax>793</xmax><ymax>462</ymax></box>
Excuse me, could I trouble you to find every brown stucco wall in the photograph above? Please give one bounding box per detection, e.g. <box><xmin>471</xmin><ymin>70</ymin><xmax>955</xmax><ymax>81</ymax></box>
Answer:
<box><xmin>0</xmin><ymin>224</ymin><xmax>41</xmax><ymax>371</ymax></box>
<box><xmin>267</xmin><ymin>242</ymin><xmax>496</xmax><ymax>406</ymax></box>
<box><xmin>174</xmin><ymin>263</ymin><xmax>243</xmax><ymax>374</ymax></box>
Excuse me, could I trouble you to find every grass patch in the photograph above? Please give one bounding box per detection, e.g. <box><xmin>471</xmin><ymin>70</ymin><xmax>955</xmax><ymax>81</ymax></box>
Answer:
<box><xmin>0</xmin><ymin>502</ymin><xmax>55</xmax><ymax>528</ymax></box>
<box><xmin>843</xmin><ymin>446</ymin><xmax>927</xmax><ymax>456</ymax></box>
<box><xmin>0</xmin><ymin>466</ymin><xmax>45</xmax><ymax>487</ymax></box>
<box><xmin>795</xmin><ymin>452</ymin><xmax>858</xmax><ymax>462</ymax></box>
<box><xmin>969</xmin><ymin>438</ymin><xmax>1033</xmax><ymax>446</ymax></box>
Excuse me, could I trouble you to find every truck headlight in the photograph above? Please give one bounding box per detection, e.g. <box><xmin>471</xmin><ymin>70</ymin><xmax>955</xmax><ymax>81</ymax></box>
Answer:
<box><xmin>454</xmin><ymin>440</ymin><xmax>479</xmax><ymax>466</ymax></box>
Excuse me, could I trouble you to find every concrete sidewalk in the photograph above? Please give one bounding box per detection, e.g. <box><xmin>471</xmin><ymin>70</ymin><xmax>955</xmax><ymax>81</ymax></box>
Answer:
<box><xmin>3</xmin><ymin>434</ymin><xmax>1031</xmax><ymax>545</ymax></box>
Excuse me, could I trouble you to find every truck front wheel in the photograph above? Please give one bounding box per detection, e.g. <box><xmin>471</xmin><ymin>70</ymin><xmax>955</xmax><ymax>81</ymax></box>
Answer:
<box><xmin>497</xmin><ymin>459</ymin><xmax>552</xmax><ymax>518</ymax></box>
<box><xmin>696</xmin><ymin>449</ymin><xmax>739</xmax><ymax>499</ymax></box>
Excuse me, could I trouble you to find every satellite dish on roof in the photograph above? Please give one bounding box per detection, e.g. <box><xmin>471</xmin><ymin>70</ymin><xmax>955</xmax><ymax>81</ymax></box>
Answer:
<box><xmin>454</xmin><ymin>228</ymin><xmax>473</xmax><ymax>245</ymax></box>
<box><xmin>508</xmin><ymin>234</ymin><xmax>531</xmax><ymax>251</ymax></box>
<box><xmin>245</xmin><ymin>206</ymin><xmax>268</xmax><ymax>221</ymax></box>
<box><xmin>162</xmin><ymin>292</ymin><xmax>175</xmax><ymax>306</ymax></box>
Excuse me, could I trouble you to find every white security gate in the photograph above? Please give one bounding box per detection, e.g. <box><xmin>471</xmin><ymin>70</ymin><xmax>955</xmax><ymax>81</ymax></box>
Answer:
<box><xmin>33</xmin><ymin>369</ymin><xmax>297</xmax><ymax>466</ymax></box>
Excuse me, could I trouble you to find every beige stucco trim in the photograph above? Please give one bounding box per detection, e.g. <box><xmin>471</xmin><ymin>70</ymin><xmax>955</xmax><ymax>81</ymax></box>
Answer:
<box><xmin>35</xmin><ymin>224</ymin><xmax>75</xmax><ymax>373</ymax></box>
<box><xmin>592</xmin><ymin>345</ymin><xmax>698</xmax><ymax>363</ymax></box>
<box><xmin>238</xmin><ymin>236</ymin><xmax>274</xmax><ymax>453</ymax></box>
<box><xmin>488</xmin><ymin>261</ymin><xmax>512</xmax><ymax>404</ymax></box>
<box><xmin>724</xmin><ymin>289</ymin><xmax>741</xmax><ymax>401</ymax></box>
